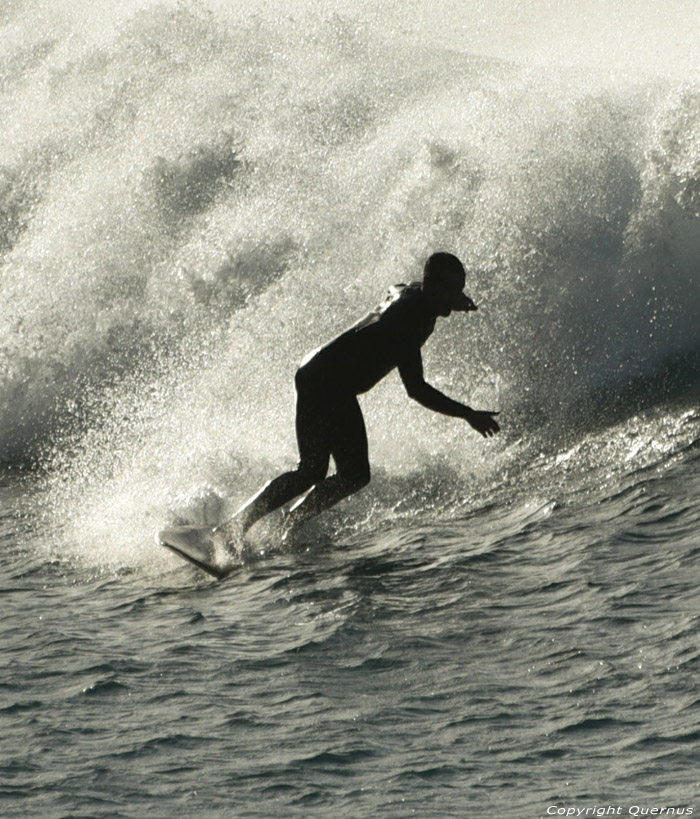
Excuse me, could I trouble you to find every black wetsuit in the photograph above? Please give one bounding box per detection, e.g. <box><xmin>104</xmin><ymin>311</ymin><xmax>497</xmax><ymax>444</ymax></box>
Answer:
<box><xmin>238</xmin><ymin>281</ymin><xmax>474</xmax><ymax>532</ymax></box>
<box><xmin>294</xmin><ymin>282</ymin><xmax>436</xmax><ymax>485</ymax></box>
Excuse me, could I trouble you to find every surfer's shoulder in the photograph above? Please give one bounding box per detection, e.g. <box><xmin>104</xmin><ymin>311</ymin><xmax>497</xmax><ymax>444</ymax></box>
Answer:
<box><xmin>379</xmin><ymin>281</ymin><xmax>434</xmax><ymax>341</ymax></box>
<box><xmin>383</xmin><ymin>281</ymin><xmax>424</xmax><ymax>312</ymax></box>
<box><xmin>387</xmin><ymin>281</ymin><xmax>422</xmax><ymax>299</ymax></box>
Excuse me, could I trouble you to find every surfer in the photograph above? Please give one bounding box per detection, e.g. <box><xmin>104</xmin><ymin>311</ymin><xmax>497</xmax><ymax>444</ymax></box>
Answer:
<box><xmin>224</xmin><ymin>252</ymin><xmax>500</xmax><ymax>544</ymax></box>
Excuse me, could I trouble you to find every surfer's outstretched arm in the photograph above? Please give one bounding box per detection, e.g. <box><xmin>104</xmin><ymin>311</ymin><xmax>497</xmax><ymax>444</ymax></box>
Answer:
<box><xmin>398</xmin><ymin>349</ymin><xmax>500</xmax><ymax>438</ymax></box>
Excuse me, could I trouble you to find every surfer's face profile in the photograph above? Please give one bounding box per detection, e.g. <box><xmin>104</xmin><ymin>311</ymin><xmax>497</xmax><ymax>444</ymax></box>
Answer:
<box><xmin>424</xmin><ymin>269</ymin><xmax>476</xmax><ymax>317</ymax></box>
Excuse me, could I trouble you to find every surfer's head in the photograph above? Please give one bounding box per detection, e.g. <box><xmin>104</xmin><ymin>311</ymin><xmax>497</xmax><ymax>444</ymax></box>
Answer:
<box><xmin>423</xmin><ymin>252</ymin><xmax>477</xmax><ymax>317</ymax></box>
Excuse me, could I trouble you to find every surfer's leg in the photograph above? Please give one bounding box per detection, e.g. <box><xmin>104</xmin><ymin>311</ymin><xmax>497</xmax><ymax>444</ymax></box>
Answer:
<box><xmin>233</xmin><ymin>463</ymin><xmax>326</xmax><ymax>534</ymax></box>
<box><xmin>232</xmin><ymin>384</ymin><xmax>330</xmax><ymax>535</ymax></box>
<box><xmin>283</xmin><ymin>394</ymin><xmax>370</xmax><ymax>534</ymax></box>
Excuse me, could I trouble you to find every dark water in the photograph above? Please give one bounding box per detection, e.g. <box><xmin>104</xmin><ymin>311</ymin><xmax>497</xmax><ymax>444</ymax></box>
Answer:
<box><xmin>2</xmin><ymin>1</ymin><xmax>700</xmax><ymax>816</ymax></box>
<box><xmin>3</xmin><ymin>410</ymin><xmax>699</xmax><ymax>817</ymax></box>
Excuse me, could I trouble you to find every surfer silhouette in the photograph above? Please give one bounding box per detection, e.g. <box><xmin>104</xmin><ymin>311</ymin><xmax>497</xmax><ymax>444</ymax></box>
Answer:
<box><xmin>224</xmin><ymin>252</ymin><xmax>500</xmax><ymax>544</ymax></box>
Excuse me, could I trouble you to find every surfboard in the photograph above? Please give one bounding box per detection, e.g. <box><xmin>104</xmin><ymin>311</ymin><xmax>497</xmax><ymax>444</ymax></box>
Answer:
<box><xmin>157</xmin><ymin>525</ymin><xmax>236</xmax><ymax>579</ymax></box>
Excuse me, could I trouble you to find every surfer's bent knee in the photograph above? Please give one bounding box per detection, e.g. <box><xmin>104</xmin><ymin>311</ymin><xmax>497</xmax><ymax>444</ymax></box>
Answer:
<box><xmin>341</xmin><ymin>464</ymin><xmax>370</xmax><ymax>491</ymax></box>
<box><xmin>356</xmin><ymin>467</ymin><xmax>371</xmax><ymax>489</ymax></box>
<box><xmin>296</xmin><ymin>460</ymin><xmax>328</xmax><ymax>487</ymax></box>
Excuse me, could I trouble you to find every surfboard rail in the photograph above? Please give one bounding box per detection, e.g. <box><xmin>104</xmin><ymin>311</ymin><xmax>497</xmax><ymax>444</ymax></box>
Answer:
<box><xmin>157</xmin><ymin>525</ymin><xmax>236</xmax><ymax>579</ymax></box>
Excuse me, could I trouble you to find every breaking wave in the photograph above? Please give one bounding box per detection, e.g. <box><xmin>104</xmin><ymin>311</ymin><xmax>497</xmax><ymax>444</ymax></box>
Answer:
<box><xmin>1</xmin><ymin>1</ymin><xmax>699</xmax><ymax>566</ymax></box>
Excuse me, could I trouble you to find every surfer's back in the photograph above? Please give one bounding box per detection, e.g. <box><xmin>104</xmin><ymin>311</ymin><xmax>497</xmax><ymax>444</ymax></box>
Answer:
<box><xmin>297</xmin><ymin>283</ymin><xmax>436</xmax><ymax>395</ymax></box>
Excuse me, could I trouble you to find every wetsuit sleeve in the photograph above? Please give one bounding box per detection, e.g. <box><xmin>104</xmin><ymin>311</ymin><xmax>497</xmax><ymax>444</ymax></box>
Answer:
<box><xmin>397</xmin><ymin>346</ymin><xmax>472</xmax><ymax>418</ymax></box>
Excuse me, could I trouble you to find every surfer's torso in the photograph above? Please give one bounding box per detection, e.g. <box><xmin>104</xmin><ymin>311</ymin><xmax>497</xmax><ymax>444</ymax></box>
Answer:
<box><xmin>297</xmin><ymin>282</ymin><xmax>436</xmax><ymax>395</ymax></box>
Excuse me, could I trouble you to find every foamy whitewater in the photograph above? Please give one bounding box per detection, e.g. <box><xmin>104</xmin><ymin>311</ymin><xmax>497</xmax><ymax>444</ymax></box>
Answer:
<box><xmin>1</xmin><ymin>1</ymin><xmax>699</xmax><ymax>816</ymax></box>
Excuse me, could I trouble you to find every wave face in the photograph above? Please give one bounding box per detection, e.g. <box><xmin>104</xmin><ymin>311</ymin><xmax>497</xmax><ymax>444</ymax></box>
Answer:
<box><xmin>1</xmin><ymin>1</ymin><xmax>699</xmax><ymax>561</ymax></box>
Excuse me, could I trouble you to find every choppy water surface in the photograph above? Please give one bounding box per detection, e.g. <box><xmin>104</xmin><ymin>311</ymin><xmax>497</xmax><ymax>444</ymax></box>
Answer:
<box><xmin>3</xmin><ymin>410</ymin><xmax>699</xmax><ymax>817</ymax></box>
<box><xmin>2</xmin><ymin>0</ymin><xmax>700</xmax><ymax>816</ymax></box>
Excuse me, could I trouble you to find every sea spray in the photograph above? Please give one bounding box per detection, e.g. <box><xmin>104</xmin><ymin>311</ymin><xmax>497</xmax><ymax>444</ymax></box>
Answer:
<box><xmin>0</xmin><ymin>2</ymin><xmax>698</xmax><ymax>568</ymax></box>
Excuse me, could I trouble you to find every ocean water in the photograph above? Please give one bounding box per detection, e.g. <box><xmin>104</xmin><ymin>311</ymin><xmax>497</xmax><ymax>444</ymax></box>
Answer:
<box><xmin>2</xmin><ymin>1</ymin><xmax>700</xmax><ymax>816</ymax></box>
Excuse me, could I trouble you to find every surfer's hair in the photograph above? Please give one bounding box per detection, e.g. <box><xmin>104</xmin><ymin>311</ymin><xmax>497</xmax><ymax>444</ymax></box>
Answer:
<box><xmin>424</xmin><ymin>252</ymin><xmax>466</xmax><ymax>285</ymax></box>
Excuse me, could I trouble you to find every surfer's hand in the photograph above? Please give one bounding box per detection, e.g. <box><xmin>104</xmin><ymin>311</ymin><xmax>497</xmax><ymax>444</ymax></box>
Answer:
<box><xmin>465</xmin><ymin>408</ymin><xmax>500</xmax><ymax>438</ymax></box>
